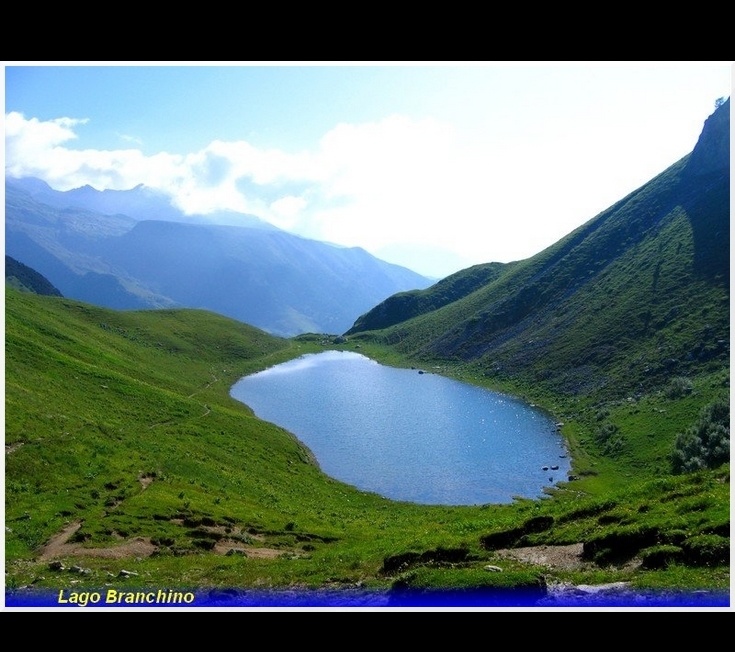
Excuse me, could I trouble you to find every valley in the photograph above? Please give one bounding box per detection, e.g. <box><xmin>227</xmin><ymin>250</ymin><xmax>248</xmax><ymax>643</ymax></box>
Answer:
<box><xmin>4</xmin><ymin>98</ymin><xmax>730</xmax><ymax>609</ymax></box>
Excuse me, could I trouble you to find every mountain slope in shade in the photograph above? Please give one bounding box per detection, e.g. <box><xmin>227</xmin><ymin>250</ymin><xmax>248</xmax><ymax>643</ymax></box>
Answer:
<box><xmin>5</xmin><ymin>255</ymin><xmax>63</xmax><ymax>296</ymax></box>
<box><xmin>5</xmin><ymin>178</ymin><xmax>433</xmax><ymax>336</ymax></box>
<box><xmin>347</xmin><ymin>262</ymin><xmax>509</xmax><ymax>334</ymax></box>
<box><xmin>347</xmin><ymin>99</ymin><xmax>729</xmax><ymax>402</ymax></box>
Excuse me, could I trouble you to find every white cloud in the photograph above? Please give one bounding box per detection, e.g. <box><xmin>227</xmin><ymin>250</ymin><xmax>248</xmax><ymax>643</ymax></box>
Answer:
<box><xmin>3</xmin><ymin>104</ymin><xmax>713</xmax><ymax>278</ymax></box>
<box><xmin>118</xmin><ymin>133</ymin><xmax>144</xmax><ymax>146</ymax></box>
<box><xmin>6</xmin><ymin>112</ymin><xmax>491</xmax><ymax>266</ymax></box>
<box><xmin>302</xmin><ymin>116</ymin><xmax>493</xmax><ymax>250</ymax></box>
<box><xmin>5</xmin><ymin>112</ymin><xmax>85</xmax><ymax>148</ymax></box>
<box><xmin>5</xmin><ymin>112</ymin><xmax>85</xmax><ymax>181</ymax></box>
<box><xmin>269</xmin><ymin>196</ymin><xmax>308</xmax><ymax>231</ymax></box>
<box><xmin>5</xmin><ymin>111</ymin><xmax>185</xmax><ymax>192</ymax></box>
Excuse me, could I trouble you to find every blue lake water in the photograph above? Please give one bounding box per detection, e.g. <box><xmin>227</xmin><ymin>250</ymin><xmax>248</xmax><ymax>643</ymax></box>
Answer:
<box><xmin>230</xmin><ymin>350</ymin><xmax>571</xmax><ymax>506</ymax></box>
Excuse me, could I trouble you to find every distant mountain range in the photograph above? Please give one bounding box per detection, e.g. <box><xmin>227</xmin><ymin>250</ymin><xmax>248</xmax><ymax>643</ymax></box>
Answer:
<box><xmin>4</xmin><ymin>178</ymin><xmax>432</xmax><ymax>336</ymax></box>
<box><xmin>347</xmin><ymin>98</ymin><xmax>730</xmax><ymax>403</ymax></box>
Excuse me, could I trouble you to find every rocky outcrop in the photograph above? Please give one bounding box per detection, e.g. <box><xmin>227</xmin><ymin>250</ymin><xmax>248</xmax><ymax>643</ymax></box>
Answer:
<box><xmin>686</xmin><ymin>97</ymin><xmax>730</xmax><ymax>176</ymax></box>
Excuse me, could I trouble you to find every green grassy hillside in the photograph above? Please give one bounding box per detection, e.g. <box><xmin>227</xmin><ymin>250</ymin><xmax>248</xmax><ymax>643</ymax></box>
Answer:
<box><xmin>4</xmin><ymin>289</ymin><xmax>729</xmax><ymax>605</ymax></box>
<box><xmin>346</xmin><ymin>262</ymin><xmax>509</xmax><ymax>334</ymax></box>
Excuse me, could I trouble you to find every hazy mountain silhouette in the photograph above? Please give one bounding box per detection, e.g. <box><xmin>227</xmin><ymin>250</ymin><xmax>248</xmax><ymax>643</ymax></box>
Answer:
<box><xmin>5</xmin><ymin>178</ymin><xmax>432</xmax><ymax>336</ymax></box>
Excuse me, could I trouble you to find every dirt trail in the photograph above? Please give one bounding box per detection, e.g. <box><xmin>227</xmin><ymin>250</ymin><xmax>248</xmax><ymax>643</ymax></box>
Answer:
<box><xmin>495</xmin><ymin>542</ymin><xmax>642</xmax><ymax>572</ymax></box>
<box><xmin>38</xmin><ymin>521</ymin><xmax>157</xmax><ymax>561</ymax></box>
<box><xmin>38</xmin><ymin>520</ymin><xmax>292</xmax><ymax>561</ymax></box>
<box><xmin>495</xmin><ymin>543</ymin><xmax>591</xmax><ymax>570</ymax></box>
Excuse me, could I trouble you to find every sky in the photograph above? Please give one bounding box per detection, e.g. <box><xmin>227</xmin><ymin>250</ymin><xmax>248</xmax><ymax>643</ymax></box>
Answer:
<box><xmin>3</xmin><ymin>61</ymin><xmax>733</xmax><ymax>279</ymax></box>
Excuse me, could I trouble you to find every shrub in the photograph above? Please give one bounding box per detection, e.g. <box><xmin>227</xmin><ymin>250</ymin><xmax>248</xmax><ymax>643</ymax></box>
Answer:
<box><xmin>640</xmin><ymin>545</ymin><xmax>684</xmax><ymax>569</ymax></box>
<box><xmin>665</xmin><ymin>376</ymin><xmax>693</xmax><ymax>399</ymax></box>
<box><xmin>595</xmin><ymin>423</ymin><xmax>618</xmax><ymax>444</ymax></box>
<box><xmin>682</xmin><ymin>534</ymin><xmax>730</xmax><ymax>567</ymax></box>
<box><xmin>594</xmin><ymin>423</ymin><xmax>625</xmax><ymax>457</ymax></box>
<box><xmin>582</xmin><ymin>524</ymin><xmax>659</xmax><ymax>565</ymax></box>
<box><xmin>670</xmin><ymin>396</ymin><xmax>730</xmax><ymax>474</ymax></box>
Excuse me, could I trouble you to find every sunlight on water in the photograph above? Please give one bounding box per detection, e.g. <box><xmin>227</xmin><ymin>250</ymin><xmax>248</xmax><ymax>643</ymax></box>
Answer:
<box><xmin>231</xmin><ymin>351</ymin><xmax>570</xmax><ymax>505</ymax></box>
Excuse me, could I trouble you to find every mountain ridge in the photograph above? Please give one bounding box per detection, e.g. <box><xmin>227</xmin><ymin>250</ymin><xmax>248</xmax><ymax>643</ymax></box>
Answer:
<box><xmin>346</xmin><ymin>98</ymin><xmax>730</xmax><ymax>404</ymax></box>
<box><xmin>4</xmin><ymin>178</ymin><xmax>433</xmax><ymax>336</ymax></box>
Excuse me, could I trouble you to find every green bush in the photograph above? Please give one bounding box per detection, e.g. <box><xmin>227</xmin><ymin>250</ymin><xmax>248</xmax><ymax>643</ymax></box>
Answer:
<box><xmin>670</xmin><ymin>396</ymin><xmax>730</xmax><ymax>474</ymax></box>
<box><xmin>665</xmin><ymin>377</ymin><xmax>694</xmax><ymax>399</ymax></box>
<box><xmin>640</xmin><ymin>545</ymin><xmax>684</xmax><ymax>569</ymax></box>
<box><xmin>595</xmin><ymin>423</ymin><xmax>619</xmax><ymax>444</ymax></box>
<box><xmin>594</xmin><ymin>422</ymin><xmax>626</xmax><ymax>457</ymax></box>
<box><xmin>682</xmin><ymin>534</ymin><xmax>730</xmax><ymax>567</ymax></box>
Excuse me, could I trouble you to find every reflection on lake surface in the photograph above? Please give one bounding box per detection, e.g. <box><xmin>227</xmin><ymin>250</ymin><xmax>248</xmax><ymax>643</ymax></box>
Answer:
<box><xmin>230</xmin><ymin>350</ymin><xmax>571</xmax><ymax>505</ymax></box>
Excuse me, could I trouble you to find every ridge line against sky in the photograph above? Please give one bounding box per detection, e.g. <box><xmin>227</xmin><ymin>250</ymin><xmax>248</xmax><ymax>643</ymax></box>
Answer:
<box><xmin>3</xmin><ymin>61</ymin><xmax>733</xmax><ymax>278</ymax></box>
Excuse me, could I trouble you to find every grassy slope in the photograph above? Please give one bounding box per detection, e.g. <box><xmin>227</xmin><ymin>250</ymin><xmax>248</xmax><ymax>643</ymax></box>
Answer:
<box><xmin>4</xmin><ymin>290</ymin><xmax>532</xmax><ymax>592</ymax></box>
<box><xmin>345</xmin><ymin>262</ymin><xmax>509</xmax><ymax>334</ymax></box>
<box><xmin>4</xmin><ymin>289</ymin><xmax>729</xmax><ymax>599</ymax></box>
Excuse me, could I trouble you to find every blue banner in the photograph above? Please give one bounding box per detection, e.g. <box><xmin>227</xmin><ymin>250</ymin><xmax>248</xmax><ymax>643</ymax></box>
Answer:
<box><xmin>5</xmin><ymin>586</ymin><xmax>730</xmax><ymax>609</ymax></box>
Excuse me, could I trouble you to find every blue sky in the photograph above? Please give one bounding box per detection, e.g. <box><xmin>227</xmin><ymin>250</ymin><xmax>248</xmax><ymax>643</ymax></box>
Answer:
<box><xmin>3</xmin><ymin>62</ymin><xmax>732</xmax><ymax>278</ymax></box>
